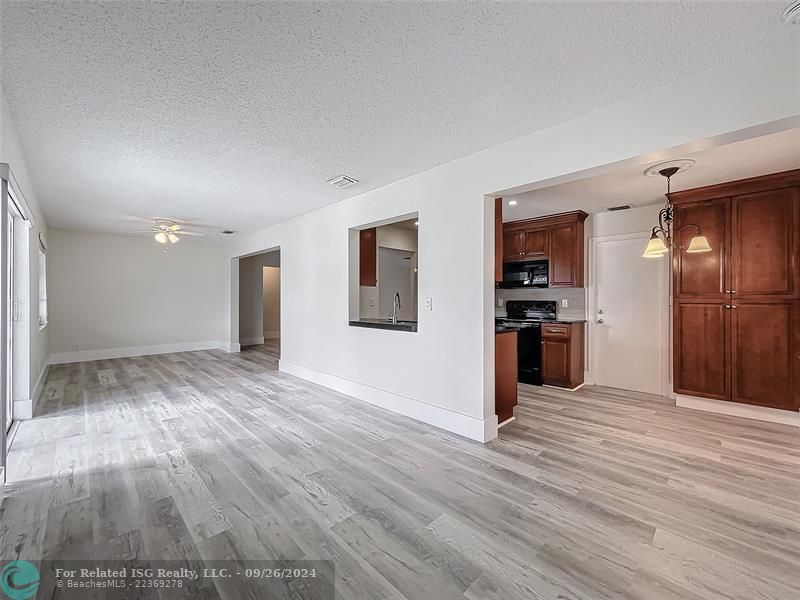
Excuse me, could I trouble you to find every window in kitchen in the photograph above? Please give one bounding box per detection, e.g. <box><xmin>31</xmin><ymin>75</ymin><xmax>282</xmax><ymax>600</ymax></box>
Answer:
<box><xmin>349</xmin><ymin>214</ymin><xmax>418</xmax><ymax>332</ymax></box>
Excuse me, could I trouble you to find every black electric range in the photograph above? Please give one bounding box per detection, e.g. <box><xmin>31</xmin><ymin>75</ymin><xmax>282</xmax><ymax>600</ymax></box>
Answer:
<box><xmin>495</xmin><ymin>301</ymin><xmax>558</xmax><ymax>385</ymax></box>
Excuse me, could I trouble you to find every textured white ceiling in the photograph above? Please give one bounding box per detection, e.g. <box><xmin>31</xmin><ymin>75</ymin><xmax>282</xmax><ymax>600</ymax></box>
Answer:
<box><xmin>0</xmin><ymin>1</ymin><xmax>794</xmax><ymax>238</ymax></box>
<box><xmin>503</xmin><ymin>128</ymin><xmax>800</xmax><ymax>220</ymax></box>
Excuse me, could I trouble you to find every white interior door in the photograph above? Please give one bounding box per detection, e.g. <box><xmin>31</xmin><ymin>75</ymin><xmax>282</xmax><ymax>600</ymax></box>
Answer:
<box><xmin>592</xmin><ymin>234</ymin><xmax>666</xmax><ymax>395</ymax></box>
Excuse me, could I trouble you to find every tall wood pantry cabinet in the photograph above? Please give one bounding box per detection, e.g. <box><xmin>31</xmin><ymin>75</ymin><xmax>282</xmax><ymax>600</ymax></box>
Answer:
<box><xmin>671</xmin><ymin>170</ymin><xmax>800</xmax><ymax>412</ymax></box>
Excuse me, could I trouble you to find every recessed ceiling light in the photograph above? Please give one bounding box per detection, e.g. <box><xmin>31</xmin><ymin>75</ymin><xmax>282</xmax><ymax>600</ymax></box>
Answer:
<box><xmin>508</xmin><ymin>199</ymin><xmax>518</xmax><ymax>206</ymax></box>
<box><xmin>326</xmin><ymin>175</ymin><xmax>359</xmax><ymax>189</ymax></box>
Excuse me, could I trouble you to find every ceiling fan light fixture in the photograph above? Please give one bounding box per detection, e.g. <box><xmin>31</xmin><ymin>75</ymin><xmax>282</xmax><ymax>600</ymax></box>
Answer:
<box><xmin>685</xmin><ymin>234</ymin><xmax>712</xmax><ymax>254</ymax></box>
<box><xmin>167</xmin><ymin>233</ymin><xmax>179</xmax><ymax>244</ymax></box>
<box><xmin>154</xmin><ymin>231</ymin><xmax>168</xmax><ymax>244</ymax></box>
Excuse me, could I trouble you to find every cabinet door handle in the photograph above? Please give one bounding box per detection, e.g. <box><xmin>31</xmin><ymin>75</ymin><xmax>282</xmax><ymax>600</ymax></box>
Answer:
<box><xmin>725</xmin><ymin>304</ymin><xmax>731</xmax><ymax>309</ymax></box>
<box><xmin>731</xmin><ymin>305</ymin><xmax>737</xmax><ymax>309</ymax></box>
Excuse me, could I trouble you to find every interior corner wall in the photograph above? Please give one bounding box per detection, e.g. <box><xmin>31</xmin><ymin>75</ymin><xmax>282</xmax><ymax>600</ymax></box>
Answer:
<box><xmin>47</xmin><ymin>229</ymin><xmax>229</xmax><ymax>362</ymax></box>
<box><xmin>225</xmin><ymin>38</ymin><xmax>798</xmax><ymax>443</ymax></box>
<box><xmin>263</xmin><ymin>267</ymin><xmax>280</xmax><ymax>339</ymax></box>
<box><xmin>1</xmin><ymin>83</ymin><xmax>49</xmax><ymax>416</ymax></box>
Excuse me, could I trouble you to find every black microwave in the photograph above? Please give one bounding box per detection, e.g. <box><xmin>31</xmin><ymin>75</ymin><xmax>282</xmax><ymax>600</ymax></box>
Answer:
<box><xmin>499</xmin><ymin>260</ymin><xmax>548</xmax><ymax>288</ymax></box>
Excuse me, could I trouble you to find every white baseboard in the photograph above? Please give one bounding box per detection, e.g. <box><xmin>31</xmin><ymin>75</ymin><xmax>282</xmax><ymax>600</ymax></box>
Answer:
<box><xmin>226</xmin><ymin>343</ymin><xmax>241</xmax><ymax>353</ymax></box>
<box><xmin>543</xmin><ymin>382</ymin><xmax>586</xmax><ymax>392</ymax></box>
<box><xmin>13</xmin><ymin>364</ymin><xmax>50</xmax><ymax>420</ymax></box>
<box><xmin>48</xmin><ymin>341</ymin><xmax>227</xmax><ymax>365</ymax></box>
<box><xmin>279</xmin><ymin>359</ymin><xmax>496</xmax><ymax>443</ymax></box>
<box><xmin>676</xmin><ymin>394</ymin><xmax>800</xmax><ymax>427</ymax></box>
<box><xmin>497</xmin><ymin>415</ymin><xmax>516</xmax><ymax>428</ymax></box>
<box><xmin>240</xmin><ymin>336</ymin><xmax>265</xmax><ymax>346</ymax></box>
<box><xmin>263</xmin><ymin>330</ymin><xmax>280</xmax><ymax>340</ymax></box>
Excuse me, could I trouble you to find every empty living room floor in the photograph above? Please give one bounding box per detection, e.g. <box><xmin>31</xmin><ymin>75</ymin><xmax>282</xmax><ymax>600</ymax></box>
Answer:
<box><xmin>2</xmin><ymin>341</ymin><xmax>799</xmax><ymax>599</ymax></box>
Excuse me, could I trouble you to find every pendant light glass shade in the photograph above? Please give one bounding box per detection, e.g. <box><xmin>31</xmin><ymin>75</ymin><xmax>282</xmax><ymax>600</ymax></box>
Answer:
<box><xmin>167</xmin><ymin>233</ymin><xmax>179</xmax><ymax>244</ymax></box>
<box><xmin>642</xmin><ymin>233</ymin><xmax>669</xmax><ymax>258</ymax></box>
<box><xmin>685</xmin><ymin>234</ymin><xmax>712</xmax><ymax>254</ymax></box>
<box><xmin>154</xmin><ymin>231</ymin><xmax>168</xmax><ymax>244</ymax></box>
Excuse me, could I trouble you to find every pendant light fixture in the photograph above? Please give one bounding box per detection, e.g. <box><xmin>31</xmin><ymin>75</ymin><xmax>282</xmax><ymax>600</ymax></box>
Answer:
<box><xmin>642</xmin><ymin>162</ymin><xmax>712</xmax><ymax>258</ymax></box>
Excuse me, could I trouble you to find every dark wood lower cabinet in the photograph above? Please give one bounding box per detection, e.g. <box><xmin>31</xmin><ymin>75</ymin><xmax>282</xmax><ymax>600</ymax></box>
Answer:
<box><xmin>542</xmin><ymin>323</ymin><xmax>584</xmax><ymax>389</ymax></box>
<box><xmin>673</xmin><ymin>302</ymin><xmax>728</xmax><ymax>401</ymax></box>
<box><xmin>495</xmin><ymin>330</ymin><xmax>518</xmax><ymax>422</ymax></box>
<box><xmin>731</xmin><ymin>301</ymin><xmax>798</xmax><ymax>411</ymax></box>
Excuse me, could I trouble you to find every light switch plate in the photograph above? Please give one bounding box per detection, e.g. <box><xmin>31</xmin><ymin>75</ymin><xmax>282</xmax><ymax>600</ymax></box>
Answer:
<box><xmin>369</xmin><ymin>297</ymin><xmax>375</xmax><ymax>307</ymax></box>
<box><xmin>424</xmin><ymin>297</ymin><xmax>433</xmax><ymax>311</ymax></box>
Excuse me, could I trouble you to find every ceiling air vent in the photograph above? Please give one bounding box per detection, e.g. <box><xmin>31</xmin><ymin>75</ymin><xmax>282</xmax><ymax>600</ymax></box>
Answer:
<box><xmin>220</xmin><ymin>230</ymin><xmax>236</xmax><ymax>235</ymax></box>
<box><xmin>326</xmin><ymin>175</ymin><xmax>359</xmax><ymax>189</ymax></box>
<box><xmin>606</xmin><ymin>204</ymin><xmax>632</xmax><ymax>212</ymax></box>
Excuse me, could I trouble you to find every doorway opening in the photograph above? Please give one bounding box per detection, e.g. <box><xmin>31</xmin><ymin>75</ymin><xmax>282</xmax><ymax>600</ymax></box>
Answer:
<box><xmin>488</xmin><ymin>125</ymin><xmax>800</xmax><ymax>436</ymax></box>
<box><xmin>237</xmin><ymin>249</ymin><xmax>281</xmax><ymax>365</ymax></box>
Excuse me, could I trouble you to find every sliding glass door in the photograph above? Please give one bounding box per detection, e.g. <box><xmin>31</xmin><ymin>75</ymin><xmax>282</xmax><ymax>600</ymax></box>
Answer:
<box><xmin>4</xmin><ymin>205</ymin><xmax>14</xmax><ymax>433</ymax></box>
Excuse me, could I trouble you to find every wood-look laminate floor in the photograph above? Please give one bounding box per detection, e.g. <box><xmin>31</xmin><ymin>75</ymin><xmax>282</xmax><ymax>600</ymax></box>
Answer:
<box><xmin>3</xmin><ymin>340</ymin><xmax>800</xmax><ymax>599</ymax></box>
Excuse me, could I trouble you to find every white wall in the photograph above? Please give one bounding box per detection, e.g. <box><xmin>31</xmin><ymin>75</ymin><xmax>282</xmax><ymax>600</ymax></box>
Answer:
<box><xmin>263</xmin><ymin>266</ymin><xmax>280</xmax><ymax>339</ymax></box>
<box><xmin>1</xmin><ymin>82</ymin><xmax>49</xmax><ymax>417</ymax></box>
<box><xmin>377</xmin><ymin>247</ymin><xmax>415</xmax><ymax>321</ymax></box>
<box><xmin>47</xmin><ymin>230</ymin><xmax>229</xmax><ymax>362</ymax></box>
<box><xmin>225</xmin><ymin>38</ymin><xmax>798</xmax><ymax>443</ymax></box>
<box><xmin>238</xmin><ymin>251</ymin><xmax>280</xmax><ymax>344</ymax></box>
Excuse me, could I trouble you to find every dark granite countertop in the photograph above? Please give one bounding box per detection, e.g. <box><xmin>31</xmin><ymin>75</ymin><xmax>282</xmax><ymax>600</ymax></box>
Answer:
<box><xmin>496</xmin><ymin>317</ymin><xmax>587</xmax><ymax>325</ymax></box>
<box><xmin>350</xmin><ymin>319</ymin><xmax>418</xmax><ymax>332</ymax></box>
<box><xmin>495</xmin><ymin>327</ymin><xmax>519</xmax><ymax>334</ymax></box>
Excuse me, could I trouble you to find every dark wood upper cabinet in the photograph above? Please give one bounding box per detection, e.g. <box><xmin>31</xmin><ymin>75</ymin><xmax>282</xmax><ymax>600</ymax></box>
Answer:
<box><xmin>731</xmin><ymin>301</ymin><xmax>797</xmax><ymax>411</ymax></box>
<box><xmin>503</xmin><ymin>231</ymin><xmax>525</xmax><ymax>261</ymax></box>
<box><xmin>673</xmin><ymin>197</ymin><xmax>729</xmax><ymax>300</ymax></box>
<box><xmin>502</xmin><ymin>211</ymin><xmax>587</xmax><ymax>287</ymax></box>
<box><xmin>523</xmin><ymin>229</ymin><xmax>548</xmax><ymax>258</ymax></box>
<box><xmin>549</xmin><ymin>223</ymin><xmax>579</xmax><ymax>287</ymax></box>
<box><xmin>359</xmin><ymin>228</ymin><xmax>377</xmax><ymax>286</ymax></box>
<box><xmin>495</xmin><ymin>198</ymin><xmax>503</xmax><ymax>283</ymax></box>
<box><xmin>731</xmin><ymin>188</ymin><xmax>799</xmax><ymax>300</ymax></box>
<box><xmin>673</xmin><ymin>302</ymin><xmax>728</xmax><ymax>401</ymax></box>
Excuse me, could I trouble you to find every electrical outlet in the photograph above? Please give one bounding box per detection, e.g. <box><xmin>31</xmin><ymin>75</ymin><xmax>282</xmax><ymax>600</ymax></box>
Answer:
<box><xmin>424</xmin><ymin>297</ymin><xmax>433</xmax><ymax>311</ymax></box>
<box><xmin>497</xmin><ymin>298</ymin><xmax>504</xmax><ymax>307</ymax></box>
<box><xmin>561</xmin><ymin>298</ymin><xmax>569</xmax><ymax>309</ymax></box>
<box><xmin>369</xmin><ymin>297</ymin><xmax>375</xmax><ymax>307</ymax></box>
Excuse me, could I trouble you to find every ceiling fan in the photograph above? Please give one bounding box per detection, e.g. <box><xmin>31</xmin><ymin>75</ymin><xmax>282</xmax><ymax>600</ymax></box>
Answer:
<box><xmin>129</xmin><ymin>218</ymin><xmax>205</xmax><ymax>244</ymax></box>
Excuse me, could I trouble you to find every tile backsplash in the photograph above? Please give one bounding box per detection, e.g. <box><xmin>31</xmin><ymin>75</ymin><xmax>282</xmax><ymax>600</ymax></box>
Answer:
<box><xmin>495</xmin><ymin>287</ymin><xmax>586</xmax><ymax>320</ymax></box>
